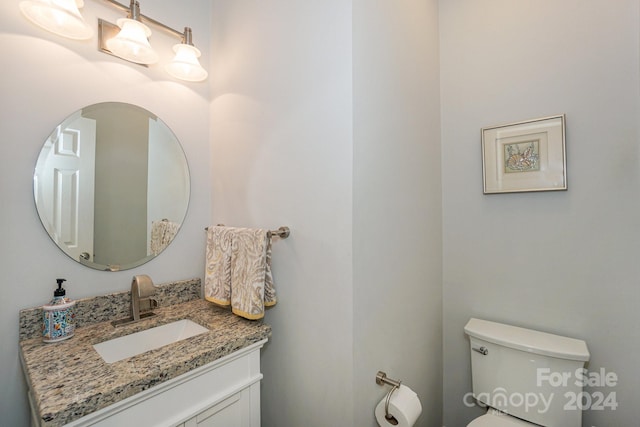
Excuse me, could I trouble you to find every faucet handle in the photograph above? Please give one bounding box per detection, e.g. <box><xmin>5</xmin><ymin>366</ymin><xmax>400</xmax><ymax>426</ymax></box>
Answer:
<box><xmin>140</xmin><ymin>297</ymin><xmax>159</xmax><ymax>313</ymax></box>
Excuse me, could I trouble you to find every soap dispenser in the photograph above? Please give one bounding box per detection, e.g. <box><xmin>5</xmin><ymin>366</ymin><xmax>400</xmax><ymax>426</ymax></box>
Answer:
<box><xmin>42</xmin><ymin>278</ymin><xmax>76</xmax><ymax>343</ymax></box>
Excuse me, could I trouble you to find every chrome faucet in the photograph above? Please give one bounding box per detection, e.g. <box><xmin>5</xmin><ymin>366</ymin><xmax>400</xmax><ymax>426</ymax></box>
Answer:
<box><xmin>131</xmin><ymin>275</ymin><xmax>158</xmax><ymax>321</ymax></box>
<box><xmin>112</xmin><ymin>275</ymin><xmax>158</xmax><ymax>327</ymax></box>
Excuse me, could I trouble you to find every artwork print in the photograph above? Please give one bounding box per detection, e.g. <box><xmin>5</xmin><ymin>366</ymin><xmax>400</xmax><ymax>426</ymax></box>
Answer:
<box><xmin>504</xmin><ymin>140</ymin><xmax>540</xmax><ymax>173</ymax></box>
<box><xmin>481</xmin><ymin>115</ymin><xmax>566</xmax><ymax>194</ymax></box>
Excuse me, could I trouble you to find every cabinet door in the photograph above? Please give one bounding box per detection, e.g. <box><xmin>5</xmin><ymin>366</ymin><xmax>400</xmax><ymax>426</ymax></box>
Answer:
<box><xmin>184</xmin><ymin>390</ymin><xmax>248</xmax><ymax>427</ymax></box>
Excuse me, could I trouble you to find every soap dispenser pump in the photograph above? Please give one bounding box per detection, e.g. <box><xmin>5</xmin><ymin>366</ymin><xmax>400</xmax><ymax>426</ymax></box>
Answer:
<box><xmin>42</xmin><ymin>278</ymin><xmax>76</xmax><ymax>343</ymax></box>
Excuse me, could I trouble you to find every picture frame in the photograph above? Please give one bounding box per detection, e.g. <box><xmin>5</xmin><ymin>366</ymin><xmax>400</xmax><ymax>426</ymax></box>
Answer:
<box><xmin>481</xmin><ymin>114</ymin><xmax>566</xmax><ymax>194</ymax></box>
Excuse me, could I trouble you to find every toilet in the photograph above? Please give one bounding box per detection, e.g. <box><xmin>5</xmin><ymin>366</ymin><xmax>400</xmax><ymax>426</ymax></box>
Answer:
<box><xmin>464</xmin><ymin>318</ymin><xmax>590</xmax><ymax>427</ymax></box>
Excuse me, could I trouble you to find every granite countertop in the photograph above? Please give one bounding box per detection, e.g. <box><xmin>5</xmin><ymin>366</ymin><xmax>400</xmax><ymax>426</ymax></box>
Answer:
<box><xmin>20</xmin><ymin>298</ymin><xmax>271</xmax><ymax>427</ymax></box>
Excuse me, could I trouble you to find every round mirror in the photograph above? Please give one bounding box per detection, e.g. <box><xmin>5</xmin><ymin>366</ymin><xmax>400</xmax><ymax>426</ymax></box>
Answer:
<box><xmin>33</xmin><ymin>102</ymin><xmax>190</xmax><ymax>271</ymax></box>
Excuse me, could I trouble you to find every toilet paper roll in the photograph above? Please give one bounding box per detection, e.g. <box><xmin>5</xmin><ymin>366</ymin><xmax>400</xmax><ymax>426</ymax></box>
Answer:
<box><xmin>375</xmin><ymin>384</ymin><xmax>422</xmax><ymax>427</ymax></box>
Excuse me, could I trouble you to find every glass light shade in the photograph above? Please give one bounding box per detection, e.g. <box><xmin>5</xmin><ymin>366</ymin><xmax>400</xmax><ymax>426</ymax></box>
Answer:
<box><xmin>106</xmin><ymin>18</ymin><xmax>158</xmax><ymax>65</ymax></box>
<box><xmin>165</xmin><ymin>43</ymin><xmax>208</xmax><ymax>82</ymax></box>
<box><xmin>19</xmin><ymin>0</ymin><xmax>93</xmax><ymax>40</ymax></box>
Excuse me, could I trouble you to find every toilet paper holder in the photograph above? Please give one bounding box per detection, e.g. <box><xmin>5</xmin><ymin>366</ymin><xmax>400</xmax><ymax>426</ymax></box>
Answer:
<box><xmin>376</xmin><ymin>371</ymin><xmax>401</xmax><ymax>425</ymax></box>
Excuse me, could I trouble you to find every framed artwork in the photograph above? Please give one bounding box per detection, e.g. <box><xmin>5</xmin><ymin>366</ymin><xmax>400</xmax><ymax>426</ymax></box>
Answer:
<box><xmin>481</xmin><ymin>115</ymin><xmax>566</xmax><ymax>194</ymax></box>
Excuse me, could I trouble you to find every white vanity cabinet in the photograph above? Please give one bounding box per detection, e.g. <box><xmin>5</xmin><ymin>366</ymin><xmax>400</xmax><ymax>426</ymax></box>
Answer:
<box><xmin>178</xmin><ymin>387</ymin><xmax>256</xmax><ymax>427</ymax></box>
<box><xmin>37</xmin><ymin>340</ymin><xmax>266</xmax><ymax>427</ymax></box>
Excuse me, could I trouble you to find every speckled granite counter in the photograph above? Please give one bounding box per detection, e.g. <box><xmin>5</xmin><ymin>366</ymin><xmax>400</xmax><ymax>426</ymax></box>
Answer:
<box><xmin>19</xmin><ymin>280</ymin><xmax>271</xmax><ymax>427</ymax></box>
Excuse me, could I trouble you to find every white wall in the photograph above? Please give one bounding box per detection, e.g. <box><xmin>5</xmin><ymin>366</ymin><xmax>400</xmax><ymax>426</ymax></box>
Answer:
<box><xmin>353</xmin><ymin>0</ymin><xmax>442</xmax><ymax>426</ymax></box>
<box><xmin>210</xmin><ymin>1</ymin><xmax>354</xmax><ymax>425</ymax></box>
<box><xmin>210</xmin><ymin>1</ymin><xmax>443</xmax><ymax>426</ymax></box>
<box><xmin>440</xmin><ymin>1</ymin><xmax>640</xmax><ymax>426</ymax></box>
<box><xmin>0</xmin><ymin>2</ymin><xmax>211</xmax><ymax>425</ymax></box>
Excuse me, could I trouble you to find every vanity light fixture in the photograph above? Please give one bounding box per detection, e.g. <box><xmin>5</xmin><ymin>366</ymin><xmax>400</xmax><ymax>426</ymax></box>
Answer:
<box><xmin>19</xmin><ymin>0</ymin><xmax>208</xmax><ymax>82</ymax></box>
<box><xmin>19</xmin><ymin>0</ymin><xmax>93</xmax><ymax>40</ymax></box>
<box><xmin>104</xmin><ymin>0</ymin><xmax>157</xmax><ymax>65</ymax></box>
<box><xmin>165</xmin><ymin>27</ymin><xmax>208</xmax><ymax>82</ymax></box>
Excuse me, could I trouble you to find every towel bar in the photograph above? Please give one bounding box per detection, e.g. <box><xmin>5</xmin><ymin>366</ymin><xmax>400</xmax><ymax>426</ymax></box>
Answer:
<box><xmin>205</xmin><ymin>225</ymin><xmax>290</xmax><ymax>239</ymax></box>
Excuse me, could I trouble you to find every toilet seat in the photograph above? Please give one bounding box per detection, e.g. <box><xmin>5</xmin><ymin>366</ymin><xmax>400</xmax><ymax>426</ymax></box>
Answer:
<box><xmin>467</xmin><ymin>409</ymin><xmax>536</xmax><ymax>427</ymax></box>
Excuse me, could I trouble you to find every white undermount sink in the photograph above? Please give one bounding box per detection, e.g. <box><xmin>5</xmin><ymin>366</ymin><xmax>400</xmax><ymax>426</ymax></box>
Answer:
<box><xmin>93</xmin><ymin>319</ymin><xmax>209</xmax><ymax>363</ymax></box>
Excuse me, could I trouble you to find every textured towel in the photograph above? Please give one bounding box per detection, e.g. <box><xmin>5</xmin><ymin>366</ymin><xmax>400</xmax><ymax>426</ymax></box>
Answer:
<box><xmin>204</xmin><ymin>226</ymin><xmax>233</xmax><ymax>306</ymax></box>
<box><xmin>150</xmin><ymin>219</ymin><xmax>180</xmax><ymax>255</ymax></box>
<box><xmin>205</xmin><ymin>226</ymin><xmax>276</xmax><ymax>319</ymax></box>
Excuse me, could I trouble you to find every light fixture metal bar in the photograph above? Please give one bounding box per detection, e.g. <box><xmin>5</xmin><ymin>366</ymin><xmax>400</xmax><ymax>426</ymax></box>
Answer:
<box><xmin>100</xmin><ymin>0</ymin><xmax>185</xmax><ymax>41</ymax></box>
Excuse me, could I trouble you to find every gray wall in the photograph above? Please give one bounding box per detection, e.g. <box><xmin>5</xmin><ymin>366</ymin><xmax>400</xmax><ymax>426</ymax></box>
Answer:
<box><xmin>92</xmin><ymin>107</ymin><xmax>148</xmax><ymax>265</ymax></box>
<box><xmin>440</xmin><ymin>1</ymin><xmax>640</xmax><ymax>426</ymax></box>
<box><xmin>353</xmin><ymin>0</ymin><xmax>442</xmax><ymax>426</ymax></box>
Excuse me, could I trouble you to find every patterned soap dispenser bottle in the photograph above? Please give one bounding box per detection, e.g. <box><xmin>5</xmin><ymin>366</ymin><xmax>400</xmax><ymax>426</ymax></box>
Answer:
<box><xmin>42</xmin><ymin>278</ymin><xmax>76</xmax><ymax>343</ymax></box>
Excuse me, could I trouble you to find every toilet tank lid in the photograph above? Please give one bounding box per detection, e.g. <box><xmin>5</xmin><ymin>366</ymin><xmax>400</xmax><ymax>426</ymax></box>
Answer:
<box><xmin>464</xmin><ymin>318</ymin><xmax>590</xmax><ymax>362</ymax></box>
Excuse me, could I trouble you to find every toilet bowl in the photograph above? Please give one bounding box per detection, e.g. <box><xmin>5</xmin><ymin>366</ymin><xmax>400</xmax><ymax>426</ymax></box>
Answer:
<box><xmin>464</xmin><ymin>318</ymin><xmax>590</xmax><ymax>427</ymax></box>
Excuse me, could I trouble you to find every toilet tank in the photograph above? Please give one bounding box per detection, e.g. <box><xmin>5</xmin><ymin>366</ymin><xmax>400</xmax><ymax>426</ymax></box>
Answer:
<box><xmin>464</xmin><ymin>318</ymin><xmax>590</xmax><ymax>427</ymax></box>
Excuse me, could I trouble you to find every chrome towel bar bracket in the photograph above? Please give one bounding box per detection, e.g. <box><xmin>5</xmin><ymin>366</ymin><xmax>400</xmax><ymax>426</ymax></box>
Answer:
<box><xmin>268</xmin><ymin>226</ymin><xmax>290</xmax><ymax>239</ymax></box>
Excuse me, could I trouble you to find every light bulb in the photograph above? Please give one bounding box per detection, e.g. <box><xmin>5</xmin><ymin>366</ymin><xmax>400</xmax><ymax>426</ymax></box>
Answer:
<box><xmin>106</xmin><ymin>18</ymin><xmax>158</xmax><ymax>65</ymax></box>
<box><xmin>20</xmin><ymin>0</ymin><xmax>93</xmax><ymax>40</ymax></box>
<box><xmin>165</xmin><ymin>43</ymin><xmax>207</xmax><ymax>82</ymax></box>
